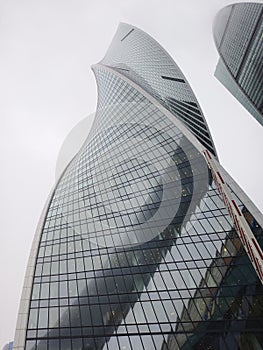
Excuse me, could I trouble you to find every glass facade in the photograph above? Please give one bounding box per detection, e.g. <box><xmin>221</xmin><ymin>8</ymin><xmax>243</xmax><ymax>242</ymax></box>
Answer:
<box><xmin>213</xmin><ymin>2</ymin><xmax>263</xmax><ymax>126</ymax></box>
<box><xmin>14</xmin><ymin>24</ymin><xmax>263</xmax><ymax>350</ymax></box>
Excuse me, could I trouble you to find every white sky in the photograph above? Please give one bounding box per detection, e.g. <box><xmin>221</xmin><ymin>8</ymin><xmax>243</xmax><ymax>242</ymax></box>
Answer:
<box><xmin>1</xmin><ymin>0</ymin><xmax>262</xmax><ymax>346</ymax></box>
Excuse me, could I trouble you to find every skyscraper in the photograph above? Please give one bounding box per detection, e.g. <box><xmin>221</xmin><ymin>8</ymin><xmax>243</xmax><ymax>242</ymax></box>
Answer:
<box><xmin>14</xmin><ymin>23</ymin><xmax>263</xmax><ymax>350</ymax></box>
<box><xmin>213</xmin><ymin>2</ymin><xmax>263</xmax><ymax>126</ymax></box>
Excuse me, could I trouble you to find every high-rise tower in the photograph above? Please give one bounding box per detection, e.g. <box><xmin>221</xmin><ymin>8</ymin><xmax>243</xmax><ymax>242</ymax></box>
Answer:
<box><xmin>14</xmin><ymin>24</ymin><xmax>263</xmax><ymax>350</ymax></box>
<box><xmin>213</xmin><ymin>2</ymin><xmax>263</xmax><ymax>126</ymax></box>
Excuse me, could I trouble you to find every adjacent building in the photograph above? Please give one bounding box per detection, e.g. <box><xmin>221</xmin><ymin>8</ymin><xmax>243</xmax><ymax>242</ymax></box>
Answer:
<box><xmin>213</xmin><ymin>2</ymin><xmax>263</xmax><ymax>126</ymax></box>
<box><xmin>14</xmin><ymin>23</ymin><xmax>263</xmax><ymax>350</ymax></box>
<box><xmin>2</xmin><ymin>342</ymin><xmax>13</xmax><ymax>350</ymax></box>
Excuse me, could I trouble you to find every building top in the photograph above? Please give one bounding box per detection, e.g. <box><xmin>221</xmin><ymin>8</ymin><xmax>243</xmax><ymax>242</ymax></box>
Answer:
<box><xmin>100</xmin><ymin>23</ymin><xmax>217</xmax><ymax>156</ymax></box>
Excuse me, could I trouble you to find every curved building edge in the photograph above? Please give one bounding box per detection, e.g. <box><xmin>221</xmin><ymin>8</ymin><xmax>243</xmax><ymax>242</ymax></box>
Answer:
<box><xmin>13</xmin><ymin>143</ymin><xmax>88</xmax><ymax>349</ymax></box>
<box><xmin>13</xmin><ymin>186</ymin><xmax>57</xmax><ymax>350</ymax></box>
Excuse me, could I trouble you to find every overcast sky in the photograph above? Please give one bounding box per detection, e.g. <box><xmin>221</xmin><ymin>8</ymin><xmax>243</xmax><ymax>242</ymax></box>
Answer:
<box><xmin>1</xmin><ymin>0</ymin><xmax>262</xmax><ymax>346</ymax></box>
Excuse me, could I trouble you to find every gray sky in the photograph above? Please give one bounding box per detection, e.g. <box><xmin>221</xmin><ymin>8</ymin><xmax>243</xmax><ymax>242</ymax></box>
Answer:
<box><xmin>1</xmin><ymin>0</ymin><xmax>262</xmax><ymax>346</ymax></box>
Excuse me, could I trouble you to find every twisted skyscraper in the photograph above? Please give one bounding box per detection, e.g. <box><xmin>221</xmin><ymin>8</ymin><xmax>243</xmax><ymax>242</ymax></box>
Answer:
<box><xmin>14</xmin><ymin>24</ymin><xmax>263</xmax><ymax>350</ymax></box>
